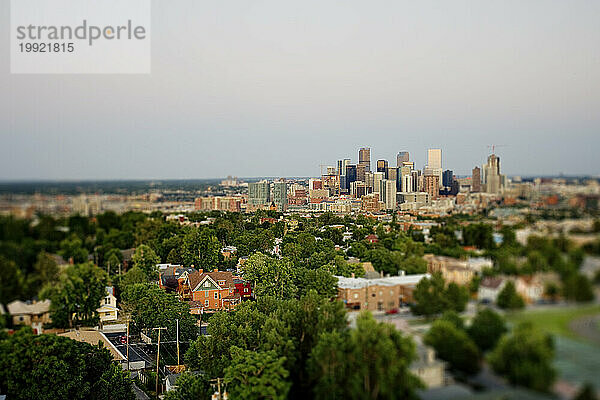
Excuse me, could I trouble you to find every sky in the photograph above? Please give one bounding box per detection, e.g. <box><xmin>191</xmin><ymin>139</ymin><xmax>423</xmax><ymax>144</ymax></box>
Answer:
<box><xmin>1</xmin><ymin>0</ymin><xmax>599</xmax><ymax>180</ymax></box>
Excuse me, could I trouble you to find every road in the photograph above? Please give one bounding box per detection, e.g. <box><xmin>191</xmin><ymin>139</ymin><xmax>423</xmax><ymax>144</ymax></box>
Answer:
<box><xmin>104</xmin><ymin>332</ymin><xmax>154</xmax><ymax>367</ymax></box>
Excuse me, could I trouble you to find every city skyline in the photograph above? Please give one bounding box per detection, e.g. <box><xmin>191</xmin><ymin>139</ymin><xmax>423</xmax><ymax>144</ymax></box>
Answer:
<box><xmin>2</xmin><ymin>0</ymin><xmax>599</xmax><ymax>180</ymax></box>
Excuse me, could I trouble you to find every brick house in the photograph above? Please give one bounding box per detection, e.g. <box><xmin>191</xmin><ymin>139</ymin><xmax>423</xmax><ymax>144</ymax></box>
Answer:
<box><xmin>185</xmin><ymin>269</ymin><xmax>250</xmax><ymax>314</ymax></box>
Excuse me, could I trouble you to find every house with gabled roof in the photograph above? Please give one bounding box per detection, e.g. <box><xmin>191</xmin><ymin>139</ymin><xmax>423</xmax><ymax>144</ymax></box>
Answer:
<box><xmin>184</xmin><ymin>269</ymin><xmax>248</xmax><ymax>314</ymax></box>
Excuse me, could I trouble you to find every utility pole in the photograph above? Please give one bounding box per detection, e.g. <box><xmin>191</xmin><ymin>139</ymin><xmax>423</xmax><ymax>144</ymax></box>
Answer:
<box><xmin>126</xmin><ymin>317</ymin><xmax>130</xmax><ymax>371</ymax></box>
<box><xmin>153</xmin><ymin>327</ymin><xmax>167</xmax><ymax>397</ymax></box>
<box><xmin>176</xmin><ymin>319</ymin><xmax>180</xmax><ymax>366</ymax></box>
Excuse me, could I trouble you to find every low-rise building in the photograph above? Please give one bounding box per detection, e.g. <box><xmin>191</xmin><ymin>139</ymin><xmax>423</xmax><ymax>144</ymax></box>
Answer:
<box><xmin>184</xmin><ymin>269</ymin><xmax>251</xmax><ymax>314</ymax></box>
<box><xmin>410</xmin><ymin>344</ymin><xmax>446</xmax><ymax>388</ymax></box>
<box><xmin>336</xmin><ymin>274</ymin><xmax>429</xmax><ymax>312</ymax></box>
<box><xmin>477</xmin><ymin>277</ymin><xmax>506</xmax><ymax>303</ymax></box>
<box><xmin>423</xmin><ymin>254</ymin><xmax>474</xmax><ymax>286</ymax></box>
<box><xmin>97</xmin><ymin>286</ymin><xmax>120</xmax><ymax>323</ymax></box>
<box><xmin>7</xmin><ymin>299</ymin><xmax>51</xmax><ymax>333</ymax></box>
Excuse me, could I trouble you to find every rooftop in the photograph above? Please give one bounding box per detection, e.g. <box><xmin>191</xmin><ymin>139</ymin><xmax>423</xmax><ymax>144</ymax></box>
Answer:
<box><xmin>335</xmin><ymin>274</ymin><xmax>430</xmax><ymax>289</ymax></box>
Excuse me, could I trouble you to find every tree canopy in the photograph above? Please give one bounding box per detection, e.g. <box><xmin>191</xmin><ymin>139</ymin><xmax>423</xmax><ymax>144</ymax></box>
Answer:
<box><xmin>0</xmin><ymin>328</ymin><xmax>134</xmax><ymax>400</ymax></box>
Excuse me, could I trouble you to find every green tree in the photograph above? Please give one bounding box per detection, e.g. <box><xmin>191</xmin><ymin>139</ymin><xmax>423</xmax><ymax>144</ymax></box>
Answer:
<box><xmin>131</xmin><ymin>244</ymin><xmax>160</xmax><ymax>279</ymax></box>
<box><xmin>121</xmin><ymin>283</ymin><xmax>197</xmax><ymax>342</ymax></box>
<box><xmin>411</xmin><ymin>273</ymin><xmax>447</xmax><ymax>317</ymax></box>
<box><xmin>240</xmin><ymin>253</ymin><xmax>297</xmax><ymax>299</ymax></box>
<box><xmin>308</xmin><ymin>312</ymin><xmax>422</xmax><ymax>400</ymax></box>
<box><xmin>163</xmin><ymin>373</ymin><xmax>212</xmax><ymax>400</ymax></box>
<box><xmin>496</xmin><ymin>281</ymin><xmax>525</xmax><ymax>310</ymax></box>
<box><xmin>181</xmin><ymin>229</ymin><xmax>220</xmax><ymax>268</ymax></box>
<box><xmin>224</xmin><ymin>347</ymin><xmax>290</xmax><ymax>400</ymax></box>
<box><xmin>411</xmin><ymin>273</ymin><xmax>468</xmax><ymax>316</ymax></box>
<box><xmin>29</xmin><ymin>251</ymin><xmax>60</xmax><ymax>290</ymax></box>
<box><xmin>59</xmin><ymin>236</ymin><xmax>89</xmax><ymax>264</ymax></box>
<box><xmin>424</xmin><ymin>320</ymin><xmax>481</xmax><ymax>374</ymax></box>
<box><xmin>104</xmin><ymin>248</ymin><xmax>122</xmax><ymax>275</ymax></box>
<box><xmin>445</xmin><ymin>283</ymin><xmax>469</xmax><ymax>313</ymax></box>
<box><xmin>467</xmin><ymin>308</ymin><xmax>507</xmax><ymax>352</ymax></box>
<box><xmin>0</xmin><ymin>255</ymin><xmax>25</xmax><ymax>306</ymax></box>
<box><xmin>41</xmin><ymin>263</ymin><xmax>107</xmax><ymax>328</ymax></box>
<box><xmin>489</xmin><ymin>323</ymin><xmax>556</xmax><ymax>392</ymax></box>
<box><xmin>0</xmin><ymin>328</ymin><xmax>134</xmax><ymax>400</ymax></box>
<box><xmin>294</xmin><ymin>267</ymin><xmax>338</xmax><ymax>299</ymax></box>
<box><xmin>563</xmin><ymin>273</ymin><xmax>595</xmax><ymax>302</ymax></box>
<box><xmin>438</xmin><ymin>310</ymin><xmax>464</xmax><ymax>330</ymax></box>
<box><xmin>120</xmin><ymin>265</ymin><xmax>147</xmax><ymax>287</ymax></box>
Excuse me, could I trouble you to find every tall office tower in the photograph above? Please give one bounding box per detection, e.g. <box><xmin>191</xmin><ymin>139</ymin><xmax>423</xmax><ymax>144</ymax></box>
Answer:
<box><xmin>427</xmin><ymin>149</ymin><xmax>442</xmax><ymax>169</ymax></box>
<box><xmin>338</xmin><ymin>158</ymin><xmax>351</xmax><ymax>192</ymax></box>
<box><xmin>248</xmin><ymin>181</ymin><xmax>271</xmax><ymax>206</ymax></box>
<box><xmin>412</xmin><ymin>170</ymin><xmax>421</xmax><ymax>192</ymax></box>
<box><xmin>399</xmin><ymin>166</ymin><xmax>411</xmax><ymax>191</ymax></box>
<box><xmin>442</xmin><ymin>170</ymin><xmax>454</xmax><ymax>188</ymax></box>
<box><xmin>402</xmin><ymin>174</ymin><xmax>413</xmax><ymax>193</ymax></box>
<box><xmin>359</xmin><ymin>147</ymin><xmax>371</xmax><ymax>172</ymax></box>
<box><xmin>364</xmin><ymin>171</ymin><xmax>374</xmax><ymax>191</ymax></box>
<box><xmin>350</xmin><ymin>181</ymin><xmax>367</xmax><ymax>198</ymax></box>
<box><xmin>387</xmin><ymin>167</ymin><xmax>397</xmax><ymax>183</ymax></box>
<box><xmin>483</xmin><ymin>154</ymin><xmax>503</xmax><ymax>194</ymax></box>
<box><xmin>381</xmin><ymin>179</ymin><xmax>397</xmax><ymax>210</ymax></box>
<box><xmin>373</xmin><ymin>172</ymin><xmax>384</xmax><ymax>194</ymax></box>
<box><xmin>472</xmin><ymin>166</ymin><xmax>481</xmax><ymax>192</ymax></box>
<box><xmin>345</xmin><ymin>164</ymin><xmax>357</xmax><ymax>186</ymax></box>
<box><xmin>397</xmin><ymin>151</ymin><xmax>410</xmax><ymax>167</ymax></box>
<box><xmin>356</xmin><ymin>164</ymin><xmax>366</xmax><ymax>183</ymax></box>
<box><xmin>272</xmin><ymin>180</ymin><xmax>288</xmax><ymax>212</ymax></box>
<box><xmin>424</xmin><ymin>174</ymin><xmax>440</xmax><ymax>201</ymax></box>
<box><xmin>426</xmin><ymin>148</ymin><xmax>443</xmax><ymax>189</ymax></box>
<box><xmin>376</xmin><ymin>159</ymin><xmax>389</xmax><ymax>177</ymax></box>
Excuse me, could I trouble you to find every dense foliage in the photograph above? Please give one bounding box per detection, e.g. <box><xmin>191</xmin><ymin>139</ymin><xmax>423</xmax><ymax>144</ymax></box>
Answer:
<box><xmin>0</xmin><ymin>328</ymin><xmax>134</xmax><ymax>400</ymax></box>
<box><xmin>489</xmin><ymin>323</ymin><xmax>556</xmax><ymax>392</ymax></box>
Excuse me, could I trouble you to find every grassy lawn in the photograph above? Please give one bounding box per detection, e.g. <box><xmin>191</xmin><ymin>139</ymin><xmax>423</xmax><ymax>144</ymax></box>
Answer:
<box><xmin>505</xmin><ymin>304</ymin><xmax>600</xmax><ymax>341</ymax></box>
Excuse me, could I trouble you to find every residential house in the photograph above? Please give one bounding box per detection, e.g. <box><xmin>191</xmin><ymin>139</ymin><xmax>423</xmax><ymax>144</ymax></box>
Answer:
<box><xmin>515</xmin><ymin>273</ymin><xmax>560</xmax><ymax>304</ymax></box>
<box><xmin>336</xmin><ymin>274</ymin><xmax>430</xmax><ymax>312</ymax></box>
<box><xmin>185</xmin><ymin>270</ymin><xmax>250</xmax><ymax>314</ymax></box>
<box><xmin>477</xmin><ymin>277</ymin><xmax>506</xmax><ymax>303</ymax></box>
<box><xmin>158</xmin><ymin>264</ymin><xmax>198</xmax><ymax>300</ymax></box>
<box><xmin>97</xmin><ymin>286</ymin><xmax>119</xmax><ymax>323</ymax></box>
<box><xmin>7</xmin><ymin>299</ymin><xmax>52</xmax><ymax>333</ymax></box>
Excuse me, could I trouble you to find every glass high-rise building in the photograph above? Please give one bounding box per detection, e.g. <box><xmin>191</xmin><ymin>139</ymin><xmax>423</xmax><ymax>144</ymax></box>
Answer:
<box><xmin>248</xmin><ymin>181</ymin><xmax>270</xmax><ymax>206</ymax></box>
<box><xmin>346</xmin><ymin>164</ymin><xmax>357</xmax><ymax>186</ymax></box>
<box><xmin>397</xmin><ymin>151</ymin><xmax>409</xmax><ymax>167</ymax></box>
<box><xmin>376</xmin><ymin>159</ymin><xmax>388</xmax><ymax>177</ymax></box>
<box><xmin>359</xmin><ymin>147</ymin><xmax>371</xmax><ymax>172</ymax></box>
<box><xmin>272</xmin><ymin>181</ymin><xmax>288</xmax><ymax>212</ymax></box>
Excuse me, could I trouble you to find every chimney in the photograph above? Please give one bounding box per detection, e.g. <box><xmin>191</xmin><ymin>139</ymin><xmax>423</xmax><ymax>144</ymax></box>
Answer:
<box><xmin>351</xmin><ymin>273</ymin><xmax>355</xmax><ymax>279</ymax></box>
<box><xmin>214</xmin><ymin>268</ymin><xmax>218</xmax><ymax>272</ymax></box>
<box><xmin>199</xmin><ymin>269</ymin><xmax>203</xmax><ymax>274</ymax></box>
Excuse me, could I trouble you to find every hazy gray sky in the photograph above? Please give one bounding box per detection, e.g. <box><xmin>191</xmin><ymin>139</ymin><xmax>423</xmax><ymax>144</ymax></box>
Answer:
<box><xmin>2</xmin><ymin>0</ymin><xmax>599</xmax><ymax>180</ymax></box>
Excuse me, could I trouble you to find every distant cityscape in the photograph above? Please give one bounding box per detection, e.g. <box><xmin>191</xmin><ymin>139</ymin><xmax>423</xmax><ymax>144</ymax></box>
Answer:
<box><xmin>1</xmin><ymin>146</ymin><xmax>598</xmax><ymax>218</ymax></box>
